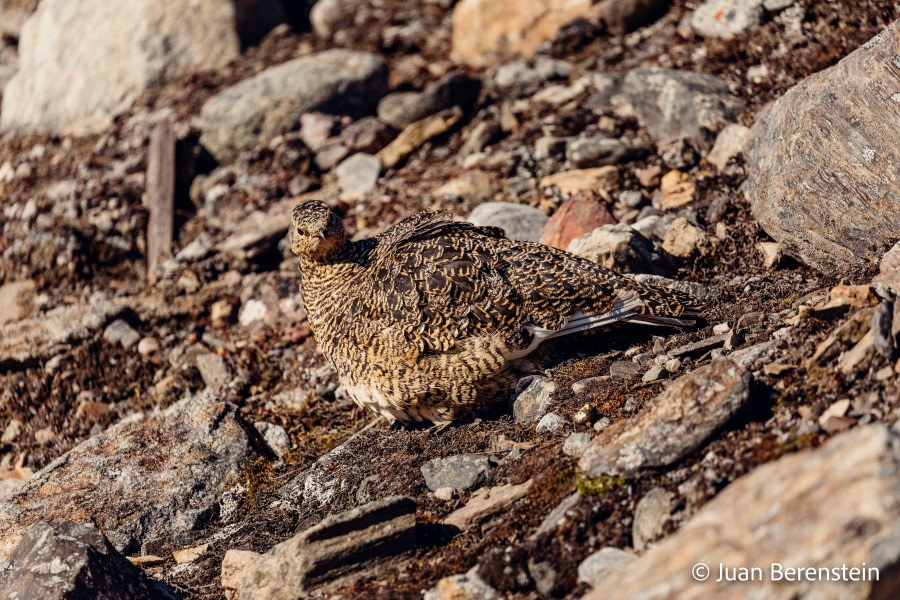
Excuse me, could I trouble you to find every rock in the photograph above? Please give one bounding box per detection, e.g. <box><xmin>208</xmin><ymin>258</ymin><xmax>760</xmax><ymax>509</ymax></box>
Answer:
<box><xmin>237</xmin><ymin>496</ymin><xmax>416</xmax><ymax>598</ymax></box>
<box><xmin>528</xmin><ymin>557</ymin><xmax>558</xmax><ymax>596</ymax></box>
<box><xmin>102</xmin><ymin>319</ymin><xmax>141</xmax><ymax>349</ymax></box>
<box><xmin>596</xmin><ymin>0</ymin><xmax>671</xmax><ymax>35</ymax></box>
<box><xmin>468</xmin><ymin>202</ymin><xmax>549</xmax><ymax>243</ymax></box>
<box><xmin>513</xmin><ymin>376</ymin><xmax>558</xmax><ymax>422</ymax></box>
<box><xmin>335</xmin><ymin>152</ymin><xmax>381</xmax><ymax>195</ymax></box>
<box><xmin>1</xmin><ymin>0</ymin><xmax>243</xmax><ymax>135</ymax></box>
<box><xmin>635</xmin><ymin>165</ymin><xmax>662</xmax><ymax>188</ymax></box>
<box><xmin>434</xmin><ymin>170</ymin><xmax>498</xmax><ymax>203</ymax></box>
<box><xmin>218</xmin><ymin>197</ymin><xmax>296</xmax><ymax>258</ymax></box>
<box><xmin>609</xmin><ymin>360</ymin><xmax>643</xmax><ymax>380</ymax></box>
<box><xmin>310</xmin><ymin>0</ymin><xmax>359</xmax><ymax>38</ymax></box>
<box><xmin>34</xmin><ymin>428</ymin><xmax>56</xmax><ymax>445</ymax></box>
<box><xmin>451</xmin><ymin>0</ymin><xmax>595</xmax><ymax>68</ymax></box>
<box><xmin>662</xmin><ymin>217</ymin><xmax>708</xmax><ymax>258</ymax></box>
<box><xmin>623</xmin><ymin>68</ymin><xmax>744</xmax><ymax>153</ymax></box>
<box><xmin>809</xmin><ymin>307</ymin><xmax>875</xmax><ymax>366</ymax></box>
<box><xmin>633</xmin><ymin>487</ymin><xmax>676</xmax><ymax>551</ymax></box>
<box><xmin>421</xmin><ymin>454</ymin><xmax>494</xmax><ymax>493</ymax></box>
<box><xmin>424</xmin><ymin>567</ymin><xmax>500</xmax><ymax>600</ymax></box>
<box><xmin>377</xmin><ymin>107</ymin><xmax>462</xmax><ymax>168</ymax></box>
<box><xmin>0</xmin><ymin>279</ymin><xmax>36</xmax><ymax>325</ymax></box>
<box><xmin>659</xmin><ymin>170</ymin><xmax>696</xmax><ymax>210</ymax></box>
<box><xmin>839</xmin><ymin>329</ymin><xmax>876</xmax><ymax>376</ymax></box>
<box><xmin>745</xmin><ymin>22</ymin><xmax>900</xmax><ymax>273</ymax></box>
<box><xmin>875</xmin><ymin>242</ymin><xmax>900</xmax><ymax>292</ymax></box>
<box><xmin>580</xmin><ymin>360</ymin><xmax>751</xmax><ymax>476</ymax></box>
<box><xmin>195</xmin><ymin>352</ymin><xmax>230</xmax><ymax>389</ymax></box>
<box><xmin>669</xmin><ymin>333</ymin><xmax>729</xmax><ymax>358</ymax></box>
<box><xmin>658</xmin><ymin>137</ymin><xmax>699</xmax><ymax>170</ymax></box>
<box><xmin>377</xmin><ymin>72</ymin><xmax>481</xmax><ymax>130</ymax></box>
<box><xmin>757</xmin><ymin>241</ymin><xmax>784</xmax><ymax>269</ymax></box>
<box><xmin>818</xmin><ymin>399</ymin><xmax>851</xmax><ymax>431</ymax></box>
<box><xmin>254</xmin><ymin>422</ymin><xmax>291</xmax><ymax>458</ymax></box>
<box><xmin>443</xmin><ymin>480</ymin><xmax>534</xmax><ymax>530</ymax></box>
<box><xmin>299</xmin><ymin>112</ymin><xmax>340</xmax><ymax>152</ymax></box>
<box><xmin>0</xmin><ymin>393</ymin><xmax>262</xmax><ymax>560</ymax></box>
<box><xmin>540</xmin><ymin>194</ymin><xmax>616</xmax><ymax>250</ymax></box>
<box><xmin>567</xmin><ymin>136</ymin><xmax>629</xmax><ymax>168</ymax></box>
<box><xmin>567</xmin><ymin>224</ymin><xmax>673</xmax><ymax>275</ymax></box>
<box><xmin>341</xmin><ymin>116</ymin><xmax>393</xmax><ymax>154</ymax></box>
<box><xmin>872</xmin><ymin>300</ymin><xmax>896</xmax><ymax>359</ymax></box>
<box><xmin>641</xmin><ymin>363</ymin><xmax>667</xmax><ymax>383</ymax></box>
<box><xmin>691</xmin><ymin>0</ymin><xmax>763</xmax><ymax>40</ymax></box>
<box><xmin>536</xmin><ymin>412</ymin><xmax>567</xmax><ymax>434</ymax></box>
<box><xmin>585</xmin><ymin>425</ymin><xmax>900</xmax><ymax>600</ymax></box>
<box><xmin>173</xmin><ymin>542</ymin><xmax>209</xmax><ymax>564</ymax></box>
<box><xmin>577</xmin><ymin>547</ymin><xmax>637</xmax><ymax>587</ymax></box>
<box><xmin>707</xmin><ymin>123</ymin><xmax>752</xmax><ymax>171</ymax></box>
<box><xmin>563</xmin><ymin>432</ymin><xmax>593</xmax><ymax>457</ymax></box>
<box><xmin>764</xmin><ymin>0</ymin><xmax>794</xmax><ymax>9</ymax></box>
<box><xmin>221</xmin><ymin>549</ymin><xmax>261</xmax><ymax>600</ymax></box>
<box><xmin>199</xmin><ymin>49</ymin><xmax>388</xmax><ymax>162</ymax></box>
<box><xmin>540</xmin><ymin>166</ymin><xmax>620</xmax><ymax>198</ymax></box>
<box><xmin>0</xmin><ymin>297</ymin><xmax>123</xmax><ymax>366</ymax></box>
<box><xmin>237</xmin><ymin>271</ymin><xmax>307</xmax><ymax>332</ymax></box>
<box><xmin>1</xmin><ymin>419</ymin><xmax>22</xmax><ymax>444</ymax></box>
<box><xmin>0</xmin><ymin>521</ymin><xmax>157</xmax><ymax>599</ymax></box>
<box><xmin>534</xmin><ymin>136</ymin><xmax>569</xmax><ymax>160</ymax></box>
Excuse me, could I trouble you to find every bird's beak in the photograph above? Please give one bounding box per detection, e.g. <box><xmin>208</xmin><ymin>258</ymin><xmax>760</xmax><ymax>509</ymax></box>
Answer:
<box><xmin>317</xmin><ymin>231</ymin><xmax>326</xmax><ymax>240</ymax></box>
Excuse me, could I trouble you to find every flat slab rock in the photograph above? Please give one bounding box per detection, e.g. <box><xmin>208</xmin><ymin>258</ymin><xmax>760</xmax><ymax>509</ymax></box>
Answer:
<box><xmin>585</xmin><ymin>425</ymin><xmax>900</xmax><ymax>599</ymax></box>
<box><xmin>745</xmin><ymin>21</ymin><xmax>900</xmax><ymax>273</ymax></box>
<box><xmin>0</xmin><ymin>521</ymin><xmax>159</xmax><ymax>600</ymax></box>
<box><xmin>0</xmin><ymin>393</ymin><xmax>263</xmax><ymax>560</ymax></box>
<box><xmin>0</xmin><ymin>295</ymin><xmax>123</xmax><ymax>366</ymax></box>
<box><xmin>580</xmin><ymin>360</ymin><xmax>751</xmax><ymax>476</ymax></box>
<box><xmin>237</xmin><ymin>496</ymin><xmax>417</xmax><ymax>598</ymax></box>
<box><xmin>421</xmin><ymin>454</ymin><xmax>495</xmax><ymax>493</ymax></box>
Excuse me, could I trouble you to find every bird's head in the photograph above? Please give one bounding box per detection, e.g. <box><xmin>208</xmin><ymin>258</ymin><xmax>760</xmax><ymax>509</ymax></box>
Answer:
<box><xmin>290</xmin><ymin>200</ymin><xmax>347</xmax><ymax>261</ymax></box>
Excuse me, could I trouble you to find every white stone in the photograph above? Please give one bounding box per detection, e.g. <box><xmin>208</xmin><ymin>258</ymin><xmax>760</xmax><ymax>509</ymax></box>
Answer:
<box><xmin>335</xmin><ymin>153</ymin><xmax>381</xmax><ymax>194</ymax></box>
<box><xmin>536</xmin><ymin>412</ymin><xmax>566</xmax><ymax>434</ymax></box>
<box><xmin>691</xmin><ymin>0</ymin><xmax>763</xmax><ymax>41</ymax></box>
<box><xmin>707</xmin><ymin>123</ymin><xmax>752</xmax><ymax>171</ymax></box>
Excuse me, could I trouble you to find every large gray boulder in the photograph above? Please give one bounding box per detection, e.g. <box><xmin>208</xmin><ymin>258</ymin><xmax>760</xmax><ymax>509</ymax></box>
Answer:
<box><xmin>1</xmin><ymin>0</ymin><xmax>245</xmax><ymax>135</ymax></box>
<box><xmin>585</xmin><ymin>425</ymin><xmax>900</xmax><ymax>599</ymax></box>
<box><xmin>0</xmin><ymin>393</ymin><xmax>264</xmax><ymax>560</ymax></box>
<box><xmin>199</xmin><ymin>49</ymin><xmax>388</xmax><ymax>162</ymax></box>
<box><xmin>745</xmin><ymin>23</ymin><xmax>900</xmax><ymax>273</ymax></box>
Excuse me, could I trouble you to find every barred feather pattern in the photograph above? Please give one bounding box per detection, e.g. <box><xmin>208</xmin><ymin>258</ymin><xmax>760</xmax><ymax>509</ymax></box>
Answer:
<box><xmin>292</xmin><ymin>201</ymin><xmax>700</xmax><ymax>425</ymax></box>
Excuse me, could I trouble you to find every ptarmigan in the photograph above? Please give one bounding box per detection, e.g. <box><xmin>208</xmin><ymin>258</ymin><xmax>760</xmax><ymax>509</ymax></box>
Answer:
<box><xmin>291</xmin><ymin>200</ymin><xmax>699</xmax><ymax>426</ymax></box>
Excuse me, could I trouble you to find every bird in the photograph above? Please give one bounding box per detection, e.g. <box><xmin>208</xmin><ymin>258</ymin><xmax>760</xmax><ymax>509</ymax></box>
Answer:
<box><xmin>291</xmin><ymin>199</ymin><xmax>700</xmax><ymax>427</ymax></box>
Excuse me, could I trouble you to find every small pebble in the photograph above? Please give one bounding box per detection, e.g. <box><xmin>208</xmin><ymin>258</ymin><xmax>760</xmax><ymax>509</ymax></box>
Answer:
<box><xmin>137</xmin><ymin>336</ymin><xmax>160</xmax><ymax>356</ymax></box>
<box><xmin>536</xmin><ymin>412</ymin><xmax>567</xmax><ymax>434</ymax></box>
<box><xmin>593</xmin><ymin>417</ymin><xmax>611</xmax><ymax>431</ymax></box>
<box><xmin>712</xmin><ymin>322</ymin><xmax>731</xmax><ymax>334</ymax></box>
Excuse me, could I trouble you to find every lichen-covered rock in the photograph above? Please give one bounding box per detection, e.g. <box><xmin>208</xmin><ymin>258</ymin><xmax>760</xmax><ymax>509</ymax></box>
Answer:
<box><xmin>0</xmin><ymin>521</ymin><xmax>158</xmax><ymax>600</ymax></box>
<box><xmin>585</xmin><ymin>425</ymin><xmax>900</xmax><ymax>599</ymax></box>
<box><xmin>579</xmin><ymin>360</ymin><xmax>750</xmax><ymax>476</ymax></box>
<box><xmin>745</xmin><ymin>23</ymin><xmax>900</xmax><ymax>273</ymax></box>
<box><xmin>0</xmin><ymin>393</ymin><xmax>264</xmax><ymax>560</ymax></box>
<box><xmin>199</xmin><ymin>49</ymin><xmax>388</xmax><ymax>162</ymax></box>
<box><xmin>2</xmin><ymin>0</ymin><xmax>244</xmax><ymax>135</ymax></box>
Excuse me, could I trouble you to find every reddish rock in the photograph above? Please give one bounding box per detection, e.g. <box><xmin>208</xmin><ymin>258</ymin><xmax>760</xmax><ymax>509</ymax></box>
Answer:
<box><xmin>540</xmin><ymin>193</ymin><xmax>616</xmax><ymax>250</ymax></box>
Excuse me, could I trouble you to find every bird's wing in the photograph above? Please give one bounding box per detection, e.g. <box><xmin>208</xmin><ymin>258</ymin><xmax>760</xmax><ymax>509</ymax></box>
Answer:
<box><xmin>368</xmin><ymin>214</ymin><xmax>525</xmax><ymax>355</ymax></box>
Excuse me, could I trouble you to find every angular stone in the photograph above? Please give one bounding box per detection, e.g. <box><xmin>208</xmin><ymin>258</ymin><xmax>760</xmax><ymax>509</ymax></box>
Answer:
<box><xmin>567</xmin><ymin>224</ymin><xmax>673</xmax><ymax>275</ymax></box>
<box><xmin>540</xmin><ymin>166</ymin><xmax>620</xmax><ymax>198</ymax></box>
<box><xmin>0</xmin><ymin>296</ymin><xmax>123</xmax><ymax>366</ymax></box>
<box><xmin>691</xmin><ymin>0</ymin><xmax>763</xmax><ymax>40</ymax></box>
<box><xmin>541</xmin><ymin>195</ymin><xmax>617</xmax><ymax>250</ymax></box>
<box><xmin>536</xmin><ymin>412</ymin><xmax>567</xmax><ymax>434</ymax></box>
<box><xmin>102</xmin><ymin>319</ymin><xmax>141</xmax><ymax>349</ymax></box>
<box><xmin>421</xmin><ymin>454</ymin><xmax>494</xmax><ymax>493</ymax></box>
<box><xmin>623</xmin><ymin>68</ymin><xmax>744</xmax><ymax>153</ymax></box>
<box><xmin>237</xmin><ymin>496</ymin><xmax>416</xmax><ymax>598</ymax></box>
<box><xmin>443</xmin><ymin>480</ymin><xmax>534</xmax><ymax>530</ymax></box>
<box><xmin>195</xmin><ymin>352</ymin><xmax>231</xmax><ymax>389</ymax></box>
<box><xmin>200</xmin><ymin>49</ymin><xmax>388</xmax><ymax>162</ymax></box>
<box><xmin>468</xmin><ymin>202</ymin><xmax>549</xmax><ymax>243</ymax></box>
<box><xmin>335</xmin><ymin>152</ymin><xmax>381</xmax><ymax>195</ymax></box>
<box><xmin>0</xmin><ymin>279</ymin><xmax>36</xmax><ymax>325</ymax></box>
<box><xmin>585</xmin><ymin>425</ymin><xmax>900</xmax><ymax>600</ymax></box>
<box><xmin>0</xmin><ymin>521</ymin><xmax>156</xmax><ymax>600</ymax></box>
<box><xmin>669</xmin><ymin>333</ymin><xmax>728</xmax><ymax>358</ymax></box>
<box><xmin>424</xmin><ymin>568</ymin><xmax>500</xmax><ymax>600</ymax></box>
<box><xmin>659</xmin><ymin>170</ymin><xmax>695</xmax><ymax>210</ymax></box>
<box><xmin>707</xmin><ymin>123</ymin><xmax>752</xmax><ymax>171</ymax></box>
<box><xmin>563</xmin><ymin>432</ymin><xmax>593</xmax><ymax>457</ymax></box>
<box><xmin>0</xmin><ymin>393</ymin><xmax>262</xmax><ymax>560</ymax></box>
<box><xmin>451</xmin><ymin>0</ymin><xmax>595</xmax><ymax>68</ymax></box>
<box><xmin>567</xmin><ymin>136</ymin><xmax>629</xmax><ymax>168</ymax></box>
<box><xmin>512</xmin><ymin>376</ymin><xmax>558</xmax><ymax>422</ymax></box>
<box><xmin>580</xmin><ymin>360</ymin><xmax>751</xmax><ymax>476</ymax></box>
<box><xmin>577</xmin><ymin>547</ymin><xmax>637</xmax><ymax>587</ymax></box>
<box><xmin>222</xmin><ymin>549</ymin><xmax>261</xmax><ymax>600</ymax></box>
<box><xmin>632</xmin><ymin>487</ymin><xmax>676</xmax><ymax>551</ymax></box>
<box><xmin>745</xmin><ymin>22</ymin><xmax>900</xmax><ymax>273</ymax></box>
<box><xmin>377</xmin><ymin>72</ymin><xmax>481</xmax><ymax>130</ymax></box>
<box><xmin>377</xmin><ymin>107</ymin><xmax>462</xmax><ymax>168</ymax></box>
<box><xmin>662</xmin><ymin>217</ymin><xmax>708</xmax><ymax>258</ymax></box>
<box><xmin>1</xmin><ymin>0</ymin><xmax>241</xmax><ymax>135</ymax></box>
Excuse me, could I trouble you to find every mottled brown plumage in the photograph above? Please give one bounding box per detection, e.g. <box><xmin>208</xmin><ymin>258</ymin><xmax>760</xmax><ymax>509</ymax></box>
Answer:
<box><xmin>291</xmin><ymin>200</ymin><xmax>699</xmax><ymax>425</ymax></box>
